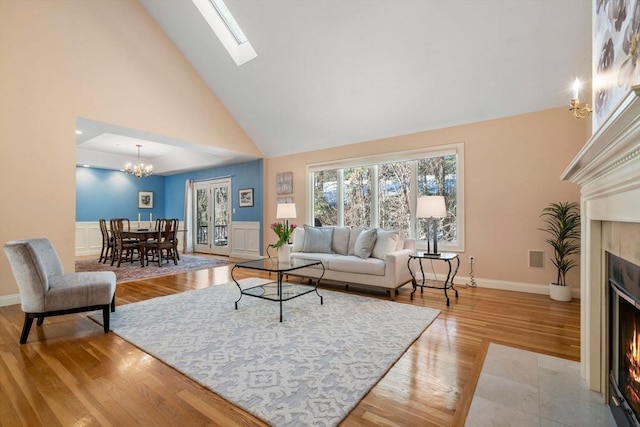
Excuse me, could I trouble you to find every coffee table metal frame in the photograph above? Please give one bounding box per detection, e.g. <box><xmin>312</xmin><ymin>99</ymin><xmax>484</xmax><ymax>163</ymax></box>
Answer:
<box><xmin>232</xmin><ymin>257</ymin><xmax>325</xmax><ymax>322</ymax></box>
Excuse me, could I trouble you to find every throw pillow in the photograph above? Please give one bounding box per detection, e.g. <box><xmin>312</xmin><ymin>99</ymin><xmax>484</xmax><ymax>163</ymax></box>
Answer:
<box><xmin>302</xmin><ymin>225</ymin><xmax>334</xmax><ymax>253</ymax></box>
<box><xmin>353</xmin><ymin>228</ymin><xmax>377</xmax><ymax>259</ymax></box>
<box><xmin>332</xmin><ymin>226</ymin><xmax>350</xmax><ymax>255</ymax></box>
<box><xmin>348</xmin><ymin>227</ymin><xmax>364</xmax><ymax>255</ymax></box>
<box><xmin>372</xmin><ymin>229</ymin><xmax>401</xmax><ymax>260</ymax></box>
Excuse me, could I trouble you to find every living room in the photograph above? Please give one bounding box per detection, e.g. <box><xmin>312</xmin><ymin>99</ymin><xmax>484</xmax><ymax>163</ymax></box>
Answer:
<box><xmin>1</xmin><ymin>0</ymin><xmax>639</xmax><ymax>426</ymax></box>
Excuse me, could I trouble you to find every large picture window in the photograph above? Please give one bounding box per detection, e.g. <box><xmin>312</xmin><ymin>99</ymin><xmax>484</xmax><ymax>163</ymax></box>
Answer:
<box><xmin>307</xmin><ymin>143</ymin><xmax>464</xmax><ymax>252</ymax></box>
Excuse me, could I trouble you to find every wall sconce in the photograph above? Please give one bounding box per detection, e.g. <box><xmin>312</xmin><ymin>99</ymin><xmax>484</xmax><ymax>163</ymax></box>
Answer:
<box><xmin>569</xmin><ymin>78</ymin><xmax>592</xmax><ymax>119</ymax></box>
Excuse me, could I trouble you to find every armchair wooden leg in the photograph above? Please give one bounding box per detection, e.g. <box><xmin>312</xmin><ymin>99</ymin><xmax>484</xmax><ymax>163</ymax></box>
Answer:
<box><xmin>102</xmin><ymin>305</ymin><xmax>110</xmax><ymax>333</ymax></box>
<box><xmin>111</xmin><ymin>295</ymin><xmax>116</xmax><ymax>312</ymax></box>
<box><xmin>20</xmin><ymin>314</ymin><xmax>35</xmax><ymax>344</ymax></box>
<box><xmin>36</xmin><ymin>316</ymin><xmax>44</xmax><ymax>326</ymax></box>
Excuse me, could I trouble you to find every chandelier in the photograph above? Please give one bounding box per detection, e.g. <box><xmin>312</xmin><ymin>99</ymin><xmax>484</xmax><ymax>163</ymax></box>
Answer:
<box><xmin>124</xmin><ymin>144</ymin><xmax>153</xmax><ymax>178</ymax></box>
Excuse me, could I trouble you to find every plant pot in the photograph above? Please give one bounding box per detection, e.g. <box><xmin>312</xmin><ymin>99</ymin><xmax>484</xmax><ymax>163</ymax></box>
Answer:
<box><xmin>549</xmin><ymin>283</ymin><xmax>572</xmax><ymax>302</ymax></box>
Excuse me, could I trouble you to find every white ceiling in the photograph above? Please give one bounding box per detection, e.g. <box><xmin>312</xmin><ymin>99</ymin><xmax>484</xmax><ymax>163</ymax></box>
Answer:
<box><xmin>78</xmin><ymin>0</ymin><xmax>592</xmax><ymax>174</ymax></box>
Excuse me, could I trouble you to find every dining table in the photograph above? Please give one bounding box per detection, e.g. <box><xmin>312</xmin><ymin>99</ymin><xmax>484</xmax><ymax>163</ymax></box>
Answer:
<box><xmin>121</xmin><ymin>229</ymin><xmax>158</xmax><ymax>267</ymax></box>
<box><xmin>120</xmin><ymin>228</ymin><xmax>186</xmax><ymax>267</ymax></box>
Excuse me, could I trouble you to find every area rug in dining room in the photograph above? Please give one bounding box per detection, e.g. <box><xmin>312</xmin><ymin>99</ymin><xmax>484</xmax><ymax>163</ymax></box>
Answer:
<box><xmin>89</xmin><ymin>278</ymin><xmax>440</xmax><ymax>427</ymax></box>
<box><xmin>75</xmin><ymin>254</ymin><xmax>232</xmax><ymax>283</ymax></box>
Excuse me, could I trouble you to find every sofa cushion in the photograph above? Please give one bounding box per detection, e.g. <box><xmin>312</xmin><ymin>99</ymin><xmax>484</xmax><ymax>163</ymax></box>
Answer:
<box><xmin>292</xmin><ymin>227</ymin><xmax>305</xmax><ymax>252</ymax></box>
<box><xmin>302</xmin><ymin>225</ymin><xmax>333</xmax><ymax>253</ymax></box>
<box><xmin>331</xmin><ymin>226</ymin><xmax>350</xmax><ymax>255</ymax></box>
<box><xmin>328</xmin><ymin>255</ymin><xmax>386</xmax><ymax>276</ymax></box>
<box><xmin>372</xmin><ymin>229</ymin><xmax>401</xmax><ymax>260</ymax></box>
<box><xmin>290</xmin><ymin>252</ymin><xmax>334</xmax><ymax>268</ymax></box>
<box><xmin>353</xmin><ymin>228</ymin><xmax>377</xmax><ymax>259</ymax></box>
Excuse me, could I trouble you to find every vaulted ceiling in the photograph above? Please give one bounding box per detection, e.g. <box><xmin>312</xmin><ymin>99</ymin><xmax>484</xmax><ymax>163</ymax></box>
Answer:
<box><xmin>78</xmin><ymin>0</ymin><xmax>592</xmax><ymax>174</ymax></box>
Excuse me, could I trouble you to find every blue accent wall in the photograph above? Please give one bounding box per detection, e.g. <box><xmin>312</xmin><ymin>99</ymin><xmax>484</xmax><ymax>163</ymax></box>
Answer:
<box><xmin>76</xmin><ymin>167</ymin><xmax>165</xmax><ymax>221</ymax></box>
<box><xmin>77</xmin><ymin>159</ymin><xmax>264</xmax><ymax>249</ymax></box>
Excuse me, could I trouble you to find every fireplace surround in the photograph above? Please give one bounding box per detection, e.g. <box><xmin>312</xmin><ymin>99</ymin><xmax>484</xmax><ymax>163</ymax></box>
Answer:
<box><xmin>561</xmin><ymin>85</ymin><xmax>640</xmax><ymax>414</ymax></box>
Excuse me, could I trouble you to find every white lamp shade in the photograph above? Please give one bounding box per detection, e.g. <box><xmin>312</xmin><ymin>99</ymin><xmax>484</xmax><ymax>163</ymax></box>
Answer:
<box><xmin>276</xmin><ymin>203</ymin><xmax>297</xmax><ymax>219</ymax></box>
<box><xmin>416</xmin><ymin>196</ymin><xmax>446</xmax><ymax>218</ymax></box>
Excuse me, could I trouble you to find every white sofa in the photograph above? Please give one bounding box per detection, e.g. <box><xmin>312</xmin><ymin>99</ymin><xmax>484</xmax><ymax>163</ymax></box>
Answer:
<box><xmin>288</xmin><ymin>225</ymin><xmax>416</xmax><ymax>300</ymax></box>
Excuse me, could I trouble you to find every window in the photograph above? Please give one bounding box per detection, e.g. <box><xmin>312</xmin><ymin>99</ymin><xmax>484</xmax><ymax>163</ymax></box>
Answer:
<box><xmin>308</xmin><ymin>143</ymin><xmax>464</xmax><ymax>252</ymax></box>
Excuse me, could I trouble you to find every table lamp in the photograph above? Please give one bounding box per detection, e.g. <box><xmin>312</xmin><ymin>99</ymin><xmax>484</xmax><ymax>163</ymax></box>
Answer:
<box><xmin>276</xmin><ymin>203</ymin><xmax>297</xmax><ymax>243</ymax></box>
<box><xmin>416</xmin><ymin>196</ymin><xmax>447</xmax><ymax>255</ymax></box>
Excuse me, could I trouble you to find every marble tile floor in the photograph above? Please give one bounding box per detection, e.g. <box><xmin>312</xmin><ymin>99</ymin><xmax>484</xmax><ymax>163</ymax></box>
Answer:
<box><xmin>465</xmin><ymin>343</ymin><xmax>617</xmax><ymax>427</ymax></box>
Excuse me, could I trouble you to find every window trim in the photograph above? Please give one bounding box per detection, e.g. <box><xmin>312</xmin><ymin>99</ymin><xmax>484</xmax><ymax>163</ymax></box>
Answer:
<box><xmin>306</xmin><ymin>143</ymin><xmax>465</xmax><ymax>252</ymax></box>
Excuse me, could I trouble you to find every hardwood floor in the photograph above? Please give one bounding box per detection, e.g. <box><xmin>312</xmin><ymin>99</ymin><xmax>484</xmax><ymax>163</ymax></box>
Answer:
<box><xmin>0</xmin><ymin>260</ymin><xmax>580</xmax><ymax>426</ymax></box>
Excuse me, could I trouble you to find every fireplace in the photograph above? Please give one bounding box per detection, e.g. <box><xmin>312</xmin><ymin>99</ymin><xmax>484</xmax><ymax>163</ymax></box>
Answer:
<box><xmin>561</xmin><ymin>86</ymin><xmax>640</xmax><ymax>403</ymax></box>
<box><xmin>609</xmin><ymin>252</ymin><xmax>640</xmax><ymax>426</ymax></box>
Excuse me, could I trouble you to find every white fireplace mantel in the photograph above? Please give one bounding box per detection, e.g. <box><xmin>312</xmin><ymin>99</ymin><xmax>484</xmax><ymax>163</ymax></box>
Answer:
<box><xmin>561</xmin><ymin>85</ymin><xmax>640</xmax><ymax>394</ymax></box>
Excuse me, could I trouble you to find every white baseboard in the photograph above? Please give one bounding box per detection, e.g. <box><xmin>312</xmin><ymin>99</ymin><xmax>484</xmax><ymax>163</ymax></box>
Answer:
<box><xmin>452</xmin><ymin>275</ymin><xmax>581</xmax><ymax>299</ymax></box>
<box><xmin>0</xmin><ymin>293</ymin><xmax>21</xmax><ymax>307</ymax></box>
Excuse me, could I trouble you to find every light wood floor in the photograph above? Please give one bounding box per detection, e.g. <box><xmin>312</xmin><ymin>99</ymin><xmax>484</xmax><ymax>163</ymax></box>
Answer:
<box><xmin>0</xmin><ymin>258</ymin><xmax>580</xmax><ymax>426</ymax></box>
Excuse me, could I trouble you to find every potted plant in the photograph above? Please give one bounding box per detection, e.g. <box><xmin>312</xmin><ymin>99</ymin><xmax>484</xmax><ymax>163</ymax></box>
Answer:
<box><xmin>270</xmin><ymin>221</ymin><xmax>297</xmax><ymax>262</ymax></box>
<box><xmin>539</xmin><ymin>201</ymin><xmax>580</xmax><ymax>301</ymax></box>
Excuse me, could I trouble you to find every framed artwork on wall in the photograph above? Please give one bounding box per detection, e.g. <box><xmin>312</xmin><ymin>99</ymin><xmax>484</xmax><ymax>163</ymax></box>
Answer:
<box><xmin>138</xmin><ymin>191</ymin><xmax>154</xmax><ymax>209</ymax></box>
<box><xmin>277</xmin><ymin>196</ymin><xmax>293</xmax><ymax>204</ymax></box>
<box><xmin>239</xmin><ymin>188</ymin><xmax>254</xmax><ymax>207</ymax></box>
<box><xmin>276</xmin><ymin>171</ymin><xmax>293</xmax><ymax>195</ymax></box>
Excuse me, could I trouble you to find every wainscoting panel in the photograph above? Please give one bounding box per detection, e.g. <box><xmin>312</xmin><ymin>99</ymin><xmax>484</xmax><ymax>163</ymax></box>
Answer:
<box><xmin>230</xmin><ymin>221</ymin><xmax>261</xmax><ymax>259</ymax></box>
<box><xmin>76</xmin><ymin>221</ymin><xmax>103</xmax><ymax>256</ymax></box>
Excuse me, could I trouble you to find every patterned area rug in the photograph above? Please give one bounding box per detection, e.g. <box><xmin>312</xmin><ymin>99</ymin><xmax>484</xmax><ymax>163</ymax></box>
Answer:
<box><xmin>90</xmin><ymin>278</ymin><xmax>440</xmax><ymax>426</ymax></box>
<box><xmin>76</xmin><ymin>255</ymin><xmax>232</xmax><ymax>283</ymax></box>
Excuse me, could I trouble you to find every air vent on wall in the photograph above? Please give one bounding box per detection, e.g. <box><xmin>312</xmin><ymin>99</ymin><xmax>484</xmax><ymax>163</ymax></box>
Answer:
<box><xmin>529</xmin><ymin>250</ymin><xmax>544</xmax><ymax>268</ymax></box>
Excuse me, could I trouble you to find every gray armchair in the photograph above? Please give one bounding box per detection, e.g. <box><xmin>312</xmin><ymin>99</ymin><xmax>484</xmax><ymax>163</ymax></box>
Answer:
<box><xmin>3</xmin><ymin>238</ymin><xmax>116</xmax><ymax>344</ymax></box>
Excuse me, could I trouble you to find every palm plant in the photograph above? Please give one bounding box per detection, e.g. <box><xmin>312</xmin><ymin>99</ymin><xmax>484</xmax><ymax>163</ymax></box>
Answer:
<box><xmin>539</xmin><ymin>202</ymin><xmax>581</xmax><ymax>286</ymax></box>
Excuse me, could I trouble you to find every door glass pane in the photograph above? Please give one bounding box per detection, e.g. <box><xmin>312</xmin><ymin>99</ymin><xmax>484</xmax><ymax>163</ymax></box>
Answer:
<box><xmin>343</xmin><ymin>167</ymin><xmax>371</xmax><ymax>227</ymax></box>
<box><xmin>313</xmin><ymin>170</ymin><xmax>338</xmax><ymax>226</ymax></box>
<box><xmin>213</xmin><ymin>186</ymin><xmax>228</xmax><ymax>246</ymax></box>
<box><xmin>378</xmin><ymin>162</ymin><xmax>411</xmax><ymax>237</ymax></box>
<box><xmin>196</xmin><ymin>188</ymin><xmax>209</xmax><ymax>245</ymax></box>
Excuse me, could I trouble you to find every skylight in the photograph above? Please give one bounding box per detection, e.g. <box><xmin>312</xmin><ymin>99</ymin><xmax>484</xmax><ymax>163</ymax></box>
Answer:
<box><xmin>210</xmin><ymin>0</ymin><xmax>247</xmax><ymax>44</ymax></box>
<box><xmin>192</xmin><ymin>0</ymin><xmax>257</xmax><ymax>66</ymax></box>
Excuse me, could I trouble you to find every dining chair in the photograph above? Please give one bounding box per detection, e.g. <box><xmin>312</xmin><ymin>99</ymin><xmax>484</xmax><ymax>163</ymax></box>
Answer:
<box><xmin>98</xmin><ymin>219</ymin><xmax>114</xmax><ymax>263</ymax></box>
<box><xmin>4</xmin><ymin>238</ymin><xmax>116</xmax><ymax>344</ymax></box>
<box><xmin>110</xmin><ymin>218</ymin><xmax>141</xmax><ymax>267</ymax></box>
<box><xmin>145</xmin><ymin>218</ymin><xmax>179</xmax><ymax>266</ymax></box>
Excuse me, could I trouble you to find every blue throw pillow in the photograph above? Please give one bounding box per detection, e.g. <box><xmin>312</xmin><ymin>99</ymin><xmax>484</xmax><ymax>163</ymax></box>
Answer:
<box><xmin>302</xmin><ymin>225</ymin><xmax>334</xmax><ymax>253</ymax></box>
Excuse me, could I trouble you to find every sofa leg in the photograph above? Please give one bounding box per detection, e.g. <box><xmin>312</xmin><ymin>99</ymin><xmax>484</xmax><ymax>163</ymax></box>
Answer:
<box><xmin>390</xmin><ymin>290</ymin><xmax>396</xmax><ymax>301</ymax></box>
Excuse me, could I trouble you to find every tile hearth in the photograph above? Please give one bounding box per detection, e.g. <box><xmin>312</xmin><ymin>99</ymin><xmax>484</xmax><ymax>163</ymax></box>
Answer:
<box><xmin>465</xmin><ymin>344</ymin><xmax>615</xmax><ymax>427</ymax></box>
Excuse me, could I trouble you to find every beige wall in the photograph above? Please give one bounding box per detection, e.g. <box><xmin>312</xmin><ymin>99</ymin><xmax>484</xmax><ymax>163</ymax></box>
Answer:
<box><xmin>265</xmin><ymin>107</ymin><xmax>590</xmax><ymax>289</ymax></box>
<box><xmin>0</xmin><ymin>0</ymin><xmax>261</xmax><ymax>297</ymax></box>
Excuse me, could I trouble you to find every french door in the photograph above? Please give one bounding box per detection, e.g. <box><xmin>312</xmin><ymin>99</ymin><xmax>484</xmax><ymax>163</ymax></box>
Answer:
<box><xmin>193</xmin><ymin>178</ymin><xmax>231</xmax><ymax>255</ymax></box>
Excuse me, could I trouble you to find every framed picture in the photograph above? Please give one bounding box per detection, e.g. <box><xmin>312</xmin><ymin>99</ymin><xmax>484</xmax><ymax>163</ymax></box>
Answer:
<box><xmin>276</xmin><ymin>171</ymin><xmax>293</xmax><ymax>195</ymax></box>
<box><xmin>277</xmin><ymin>196</ymin><xmax>293</xmax><ymax>204</ymax></box>
<box><xmin>239</xmin><ymin>188</ymin><xmax>254</xmax><ymax>207</ymax></box>
<box><xmin>138</xmin><ymin>191</ymin><xmax>154</xmax><ymax>209</ymax></box>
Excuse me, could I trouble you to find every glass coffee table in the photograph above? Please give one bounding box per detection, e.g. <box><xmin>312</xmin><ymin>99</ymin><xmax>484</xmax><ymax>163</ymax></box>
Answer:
<box><xmin>231</xmin><ymin>257</ymin><xmax>325</xmax><ymax>322</ymax></box>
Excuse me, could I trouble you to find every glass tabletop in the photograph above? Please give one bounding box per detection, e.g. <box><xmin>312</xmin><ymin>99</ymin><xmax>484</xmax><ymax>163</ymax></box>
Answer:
<box><xmin>234</xmin><ymin>257</ymin><xmax>322</xmax><ymax>273</ymax></box>
<box><xmin>410</xmin><ymin>252</ymin><xmax>458</xmax><ymax>260</ymax></box>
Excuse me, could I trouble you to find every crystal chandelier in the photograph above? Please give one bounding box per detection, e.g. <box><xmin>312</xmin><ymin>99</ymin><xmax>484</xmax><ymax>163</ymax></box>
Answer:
<box><xmin>124</xmin><ymin>144</ymin><xmax>153</xmax><ymax>178</ymax></box>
